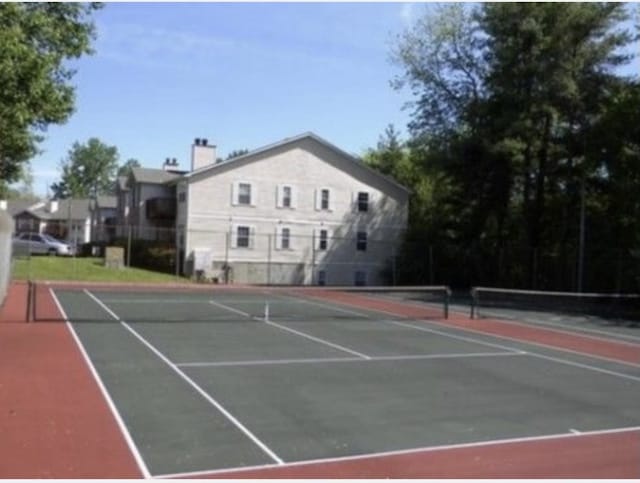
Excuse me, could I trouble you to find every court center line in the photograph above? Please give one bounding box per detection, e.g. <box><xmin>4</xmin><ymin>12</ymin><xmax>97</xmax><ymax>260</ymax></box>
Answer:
<box><xmin>49</xmin><ymin>289</ymin><xmax>151</xmax><ymax>479</ymax></box>
<box><xmin>153</xmin><ymin>424</ymin><xmax>640</xmax><ymax>479</ymax></box>
<box><xmin>264</xmin><ymin>320</ymin><xmax>371</xmax><ymax>360</ymax></box>
<box><xmin>176</xmin><ymin>351</ymin><xmax>525</xmax><ymax>368</ymax></box>
<box><xmin>83</xmin><ymin>289</ymin><xmax>284</xmax><ymax>467</ymax></box>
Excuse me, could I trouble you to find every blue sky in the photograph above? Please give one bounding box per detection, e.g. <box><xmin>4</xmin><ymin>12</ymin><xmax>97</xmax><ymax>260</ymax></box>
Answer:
<box><xmin>26</xmin><ymin>2</ymin><xmax>639</xmax><ymax>196</ymax></box>
<box><xmin>29</xmin><ymin>2</ymin><xmax>421</xmax><ymax>195</ymax></box>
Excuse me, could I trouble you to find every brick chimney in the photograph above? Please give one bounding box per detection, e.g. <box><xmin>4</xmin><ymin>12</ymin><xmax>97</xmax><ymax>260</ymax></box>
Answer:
<box><xmin>191</xmin><ymin>138</ymin><xmax>216</xmax><ymax>171</ymax></box>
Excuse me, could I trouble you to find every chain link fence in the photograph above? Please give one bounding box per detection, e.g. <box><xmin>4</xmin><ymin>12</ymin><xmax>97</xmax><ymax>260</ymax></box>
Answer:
<box><xmin>397</xmin><ymin>238</ymin><xmax>640</xmax><ymax>293</ymax></box>
<box><xmin>10</xmin><ymin>221</ymin><xmax>638</xmax><ymax>293</ymax></box>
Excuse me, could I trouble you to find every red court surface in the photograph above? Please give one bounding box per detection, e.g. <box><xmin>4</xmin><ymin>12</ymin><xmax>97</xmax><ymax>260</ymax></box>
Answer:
<box><xmin>199</xmin><ymin>429</ymin><xmax>640</xmax><ymax>479</ymax></box>
<box><xmin>1</xmin><ymin>281</ymin><xmax>638</xmax><ymax>478</ymax></box>
<box><xmin>0</xmin><ymin>282</ymin><xmax>141</xmax><ymax>478</ymax></box>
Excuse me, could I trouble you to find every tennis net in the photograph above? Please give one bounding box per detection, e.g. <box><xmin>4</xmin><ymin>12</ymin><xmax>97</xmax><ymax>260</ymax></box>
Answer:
<box><xmin>29</xmin><ymin>281</ymin><xmax>451</xmax><ymax>323</ymax></box>
<box><xmin>470</xmin><ymin>286</ymin><xmax>640</xmax><ymax>321</ymax></box>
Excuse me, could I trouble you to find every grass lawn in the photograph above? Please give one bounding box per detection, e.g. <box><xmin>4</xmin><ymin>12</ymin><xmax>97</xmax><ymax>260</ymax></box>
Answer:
<box><xmin>12</xmin><ymin>256</ymin><xmax>188</xmax><ymax>283</ymax></box>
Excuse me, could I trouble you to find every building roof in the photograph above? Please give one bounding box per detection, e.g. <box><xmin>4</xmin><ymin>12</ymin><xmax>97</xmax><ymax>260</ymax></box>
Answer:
<box><xmin>183</xmin><ymin>132</ymin><xmax>410</xmax><ymax>194</ymax></box>
<box><xmin>131</xmin><ymin>167</ymin><xmax>184</xmax><ymax>185</ymax></box>
<box><xmin>1</xmin><ymin>199</ymin><xmax>38</xmax><ymax>217</ymax></box>
<box><xmin>96</xmin><ymin>196</ymin><xmax>117</xmax><ymax>209</ymax></box>
<box><xmin>20</xmin><ymin>199</ymin><xmax>91</xmax><ymax>221</ymax></box>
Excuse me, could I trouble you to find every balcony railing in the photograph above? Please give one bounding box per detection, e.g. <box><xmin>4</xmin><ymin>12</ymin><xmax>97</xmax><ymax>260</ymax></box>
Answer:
<box><xmin>146</xmin><ymin>197</ymin><xmax>176</xmax><ymax>220</ymax></box>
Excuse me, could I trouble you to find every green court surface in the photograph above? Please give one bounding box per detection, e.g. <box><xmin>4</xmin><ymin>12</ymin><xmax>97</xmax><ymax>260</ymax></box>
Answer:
<box><xmin>50</xmin><ymin>288</ymin><xmax>640</xmax><ymax>477</ymax></box>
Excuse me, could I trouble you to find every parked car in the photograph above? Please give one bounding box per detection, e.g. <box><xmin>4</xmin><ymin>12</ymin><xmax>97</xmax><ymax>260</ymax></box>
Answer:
<box><xmin>12</xmin><ymin>232</ymin><xmax>75</xmax><ymax>256</ymax></box>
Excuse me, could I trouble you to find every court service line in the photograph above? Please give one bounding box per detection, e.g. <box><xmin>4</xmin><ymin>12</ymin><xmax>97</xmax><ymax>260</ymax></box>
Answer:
<box><xmin>153</xmin><ymin>424</ymin><xmax>640</xmax><ymax>479</ymax></box>
<box><xmin>350</xmin><ymin>302</ymin><xmax>640</xmax><ymax>371</ymax></box>
<box><xmin>264</xmin><ymin>320</ymin><xmax>372</xmax><ymax>360</ymax></box>
<box><xmin>415</xmin><ymin>319</ymin><xmax>640</xmax><ymax>381</ymax></box>
<box><xmin>83</xmin><ymin>289</ymin><xmax>284</xmax><ymax>466</ymax></box>
<box><xmin>206</xmin><ymin>297</ymin><xmax>371</xmax><ymax>360</ymax></box>
<box><xmin>49</xmin><ymin>289</ymin><xmax>151</xmax><ymax>479</ymax></box>
<box><xmin>176</xmin><ymin>351</ymin><xmax>525</xmax><ymax>368</ymax></box>
<box><xmin>396</xmin><ymin>321</ymin><xmax>640</xmax><ymax>382</ymax></box>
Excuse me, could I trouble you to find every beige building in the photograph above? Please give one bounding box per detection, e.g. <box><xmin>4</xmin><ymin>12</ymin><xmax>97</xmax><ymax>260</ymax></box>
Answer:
<box><xmin>118</xmin><ymin>133</ymin><xmax>409</xmax><ymax>285</ymax></box>
<box><xmin>177</xmin><ymin>133</ymin><xmax>409</xmax><ymax>285</ymax></box>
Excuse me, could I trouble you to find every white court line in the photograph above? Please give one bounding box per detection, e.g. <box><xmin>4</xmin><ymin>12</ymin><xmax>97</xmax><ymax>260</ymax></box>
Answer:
<box><xmin>472</xmin><ymin>309</ymin><xmax>640</xmax><ymax>346</ymax></box>
<box><xmin>208</xmin><ymin>300</ymin><xmax>257</xmax><ymax>319</ymax></box>
<box><xmin>569</xmin><ymin>429</ymin><xmax>581</xmax><ymax>434</ymax></box>
<box><xmin>387</xmin><ymin>319</ymin><xmax>527</xmax><ymax>355</ymax></box>
<box><xmin>264</xmin><ymin>320</ymin><xmax>371</xmax><ymax>360</ymax></box>
<box><xmin>83</xmin><ymin>289</ymin><xmax>284</xmax><ymax>466</ymax></box>
<box><xmin>483</xmin><ymin>310</ymin><xmax>640</xmax><ymax>346</ymax></box>
<box><xmin>206</xmin><ymin>296</ymin><xmax>371</xmax><ymax>360</ymax></box>
<box><xmin>96</xmin><ymin>298</ymin><xmax>211</xmax><ymax>304</ymax></box>
<box><xmin>276</xmin><ymin>293</ymin><xmax>372</xmax><ymax>318</ymax></box>
<box><xmin>176</xmin><ymin>351</ymin><xmax>525</xmax><ymax>368</ymax></box>
<box><xmin>49</xmin><ymin>289</ymin><xmax>151</xmax><ymax>479</ymax></box>
<box><xmin>428</xmin><ymin>320</ymin><xmax>640</xmax><ymax>368</ymax></box>
<box><xmin>153</xmin><ymin>424</ymin><xmax>640</xmax><ymax>479</ymax></box>
<box><xmin>339</xmin><ymin>301</ymin><xmax>640</xmax><ymax>371</ymax></box>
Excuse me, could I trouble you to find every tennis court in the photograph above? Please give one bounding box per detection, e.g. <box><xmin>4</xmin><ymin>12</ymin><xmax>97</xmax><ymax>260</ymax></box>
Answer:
<box><xmin>19</xmin><ymin>282</ymin><xmax>640</xmax><ymax>478</ymax></box>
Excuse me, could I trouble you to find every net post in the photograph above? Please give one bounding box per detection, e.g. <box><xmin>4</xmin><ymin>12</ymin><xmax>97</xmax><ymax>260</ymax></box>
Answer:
<box><xmin>26</xmin><ymin>280</ymin><xmax>33</xmax><ymax>323</ymax></box>
<box><xmin>470</xmin><ymin>287</ymin><xmax>477</xmax><ymax>319</ymax></box>
<box><xmin>264</xmin><ymin>302</ymin><xmax>270</xmax><ymax>322</ymax></box>
<box><xmin>444</xmin><ymin>286</ymin><xmax>450</xmax><ymax>319</ymax></box>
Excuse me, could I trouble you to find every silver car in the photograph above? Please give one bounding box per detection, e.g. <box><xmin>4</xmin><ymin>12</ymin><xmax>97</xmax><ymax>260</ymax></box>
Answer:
<box><xmin>12</xmin><ymin>232</ymin><xmax>75</xmax><ymax>256</ymax></box>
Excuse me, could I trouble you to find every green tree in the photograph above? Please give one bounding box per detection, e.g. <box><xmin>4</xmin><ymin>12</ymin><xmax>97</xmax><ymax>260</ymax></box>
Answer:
<box><xmin>51</xmin><ymin>138</ymin><xmax>119</xmax><ymax>198</ymax></box>
<box><xmin>117</xmin><ymin>158</ymin><xmax>141</xmax><ymax>177</ymax></box>
<box><xmin>391</xmin><ymin>3</ymin><xmax>638</xmax><ymax>289</ymax></box>
<box><xmin>0</xmin><ymin>3</ymin><xmax>101</xmax><ymax>185</ymax></box>
<box><xmin>0</xmin><ymin>163</ymin><xmax>38</xmax><ymax>201</ymax></box>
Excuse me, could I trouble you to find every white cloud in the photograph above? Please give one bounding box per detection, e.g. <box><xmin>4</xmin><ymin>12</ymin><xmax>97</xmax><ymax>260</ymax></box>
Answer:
<box><xmin>97</xmin><ymin>21</ymin><xmax>350</xmax><ymax>74</ymax></box>
<box><xmin>400</xmin><ymin>3</ymin><xmax>415</xmax><ymax>26</ymax></box>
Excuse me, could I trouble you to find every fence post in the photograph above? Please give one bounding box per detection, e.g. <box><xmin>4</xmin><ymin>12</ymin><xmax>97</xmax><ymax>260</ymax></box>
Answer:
<box><xmin>126</xmin><ymin>224</ymin><xmax>132</xmax><ymax>267</ymax></box>
<box><xmin>311</xmin><ymin>231</ymin><xmax>316</xmax><ymax>285</ymax></box>
<box><xmin>267</xmin><ymin>233</ymin><xmax>272</xmax><ymax>285</ymax></box>
<box><xmin>429</xmin><ymin>245</ymin><xmax>434</xmax><ymax>285</ymax></box>
<box><xmin>470</xmin><ymin>287</ymin><xmax>477</xmax><ymax>319</ymax></box>
<box><xmin>391</xmin><ymin>245</ymin><xmax>397</xmax><ymax>286</ymax></box>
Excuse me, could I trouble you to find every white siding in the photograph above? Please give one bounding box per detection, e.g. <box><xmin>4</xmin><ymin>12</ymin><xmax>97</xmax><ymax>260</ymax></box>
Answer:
<box><xmin>184</xmin><ymin>137</ymin><xmax>408</xmax><ymax>284</ymax></box>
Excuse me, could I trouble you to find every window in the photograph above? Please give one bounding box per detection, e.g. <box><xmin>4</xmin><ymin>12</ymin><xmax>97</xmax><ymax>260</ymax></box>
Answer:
<box><xmin>356</xmin><ymin>231</ymin><xmax>367</xmax><ymax>251</ymax></box>
<box><xmin>354</xmin><ymin>270</ymin><xmax>367</xmax><ymax>286</ymax></box>
<box><xmin>321</xmin><ymin>189</ymin><xmax>330</xmax><ymax>210</ymax></box>
<box><xmin>236</xmin><ymin>226</ymin><xmax>251</xmax><ymax>248</ymax></box>
<box><xmin>275</xmin><ymin>225</ymin><xmax>293</xmax><ymax>250</ymax></box>
<box><xmin>315</xmin><ymin>187</ymin><xmax>332</xmax><ymax>211</ymax></box>
<box><xmin>238</xmin><ymin>183</ymin><xmax>252</xmax><ymax>205</ymax></box>
<box><xmin>277</xmin><ymin>184</ymin><xmax>296</xmax><ymax>209</ymax></box>
<box><xmin>282</xmin><ymin>186</ymin><xmax>292</xmax><ymax>208</ymax></box>
<box><xmin>318</xmin><ymin>229</ymin><xmax>328</xmax><ymax>251</ymax></box>
<box><xmin>357</xmin><ymin>192</ymin><xmax>369</xmax><ymax>212</ymax></box>
<box><xmin>317</xmin><ymin>270</ymin><xmax>327</xmax><ymax>286</ymax></box>
<box><xmin>281</xmin><ymin>227</ymin><xmax>290</xmax><ymax>250</ymax></box>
